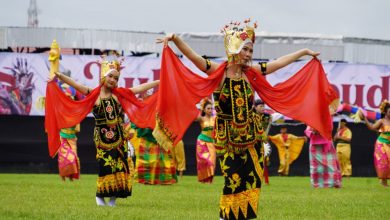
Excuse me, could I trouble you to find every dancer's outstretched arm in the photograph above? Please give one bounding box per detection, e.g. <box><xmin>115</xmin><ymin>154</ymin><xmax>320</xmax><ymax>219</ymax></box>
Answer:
<box><xmin>55</xmin><ymin>72</ymin><xmax>91</xmax><ymax>95</ymax></box>
<box><xmin>364</xmin><ymin>116</ymin><xmax>383</xmax><ymax>131</ymax></box>
<box><xmin>157</xmin><ymin>34</ymin><xmax>219</xmax><ymax>75</ymax></box>
<box><xmin>255</xmin><ymin>49</ymin><xmax>320</xmax><ymax>75</ymax></box>
<box><xmin>130</xmin><ymin>80</ymin><xmax>160</xmax><ymax>94</ymax></box>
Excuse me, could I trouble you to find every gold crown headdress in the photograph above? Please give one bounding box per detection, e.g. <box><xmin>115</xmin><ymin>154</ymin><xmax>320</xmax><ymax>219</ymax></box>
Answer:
<box><xmin>221</xmin><ymin>18</ymin><xmax>258</xmax><ymax>63</ymax></box>
<box><xmin>99</xmin><ymin>54</ymin><xmax>123</xmax><ymax>79</ymax></box>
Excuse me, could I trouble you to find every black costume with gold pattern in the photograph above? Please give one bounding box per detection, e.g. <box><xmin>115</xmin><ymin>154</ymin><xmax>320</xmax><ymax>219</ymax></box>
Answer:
<box><xmin>92</xmin><ymin>97</ymin><xmax>132</xmax><ymax>198</ymax></box>
<box><xmin>213</xmin><ymin>77</ymin><xmax>264</xmax><ymax>220</ymax></box>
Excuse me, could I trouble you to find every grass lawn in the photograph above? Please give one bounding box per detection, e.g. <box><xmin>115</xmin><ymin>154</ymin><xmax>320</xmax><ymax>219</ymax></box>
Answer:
<box><xmin>0</xmin><ymin>174</ymin><xmax>389</xmax><ymax>220</ymax></box>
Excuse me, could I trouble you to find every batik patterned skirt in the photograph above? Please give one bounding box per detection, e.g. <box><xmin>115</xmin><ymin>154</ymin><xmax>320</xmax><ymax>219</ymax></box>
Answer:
<box><xmin>96</xmin><ymin>142</ymin><xmax>132</xmax><ymax>198</ymax></box>
<box><xmin>309</xmin><ymin>144</ymin><xmax>342</xmax><ymax>188</ymax></box>
<box><xmin>219</xmin><ymin>145</ymin><xmax>262</xmax><ymax>220</ymax></box>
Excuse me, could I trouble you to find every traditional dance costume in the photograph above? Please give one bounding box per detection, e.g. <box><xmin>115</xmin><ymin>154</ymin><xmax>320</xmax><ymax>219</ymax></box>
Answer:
<box><xmin>335</xmin><ymin>127</ymin><xmax>352</xmax><ymax>176</ymax></box>
<box><xmin>93</xmin><ymin>97</ymin><xmax>132</xmax><ymax>198</ymax></box>
<box><xmin>172</xmin><ymin>140</ymin><xmax>186</xmax><ymax>175</ymax></box>
<box><xmin>152</xmin><ymin>33</ymin><xmax>337</xmax><ymax>219</ymax></box>
<box><xmin>305</xmin><ymin>127</ymin><xmax>342</xmax><ymax>188</ymax></box>
<box><xmin>268</xmin><ymin>133</ymin><xmax>305</xmax><ymax>176</ymax></box>
<box><xmin>57</xmin><ymin>82</ymin><xmax>81</xmax><ymax>180</ymax></box>
<box><xmin>196</xmin><ymin>116</ymin><xmax>216</xmax><ymax>183</ymax></box>
<box><xmin>373</xmin><ymin>125</ymin><xmax>390</xmax><ymax>179</ymax></box>
<box><xmin>131</xmin><ymin>125</ymin><xmax>177</xmax><ymax>185</ymax></box>
<box><xmin>213</xmin><ymin>77</ymin><xmax>264</xmax><ymax>220</ymax></box>
<box><xmin>46</xmin><ymin>58</ymin><xmax>158</xmax><ymax>204</ymax></box>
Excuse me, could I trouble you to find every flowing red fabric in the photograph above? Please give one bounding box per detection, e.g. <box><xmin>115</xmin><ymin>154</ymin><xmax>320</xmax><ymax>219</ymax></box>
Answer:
<box><xmin>113</xmin><ymin>88</ymin><xmax>157</xmax><ymax>129</ymax></box>
<box><xmin>154</xmin><ymin>47</ymin><xmax>338</xmax><ymax>148</ymax></box>
<box><xmin>153</xmin><ymin>47</ymin><xmax>225</xmax><ymax>147</ymax></box>
<box><xmin>45</xmin><ymin>81</ymin><xmax>101</xmax><ymax>157</ymax></box>
<box><xmin>45</xmin><ymin>81</ymin><xmax>157</xmax><ymax>157</ymax></box>
<box><xmin>246</xmin><ymin>58</ymin><xmax>338</xmax><ymax>140</ymax></box>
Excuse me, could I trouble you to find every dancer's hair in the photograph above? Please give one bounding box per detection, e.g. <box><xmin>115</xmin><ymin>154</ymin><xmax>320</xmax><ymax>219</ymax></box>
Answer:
<box><xmin>200</xmin><ymin>98</ymin><xmax>212</xmax><ymax>117</ymax></box>
<box><xmin>379</xmin><ymin>100</ymin><xmax>389</xmax><ymax>118</ymax></box>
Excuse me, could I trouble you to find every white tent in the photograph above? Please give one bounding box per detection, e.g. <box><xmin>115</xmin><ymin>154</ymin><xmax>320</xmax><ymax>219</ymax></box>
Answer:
<box><xmin>1</xmin><ymin>27</ymin><xmax>390</xmax><ymax>64</ymax></box>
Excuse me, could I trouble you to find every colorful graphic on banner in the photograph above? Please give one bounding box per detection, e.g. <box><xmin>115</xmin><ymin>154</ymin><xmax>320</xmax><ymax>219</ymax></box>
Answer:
<box><xmin>0</xmin><ymin>53</ymin><xmax>389</xmax><ymax>116</ymax></box>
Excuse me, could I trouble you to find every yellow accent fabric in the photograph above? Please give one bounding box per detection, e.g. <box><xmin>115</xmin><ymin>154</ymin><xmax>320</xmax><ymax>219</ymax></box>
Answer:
<box><xmin>220</xmin><ymin>188</ymin><xmax>260</xmax><ymax>220</ymax></box>
<box><xmin>380</xmin><ymin>125</ymin><xmax>390</xmax><ymax>133</ymax></box>
<box><xmin>248</xmin><ymin>146</ymin><xmax>264</xmax><ymax>182</ymax></box>
<box><xmin>129</xmin><ymin>130</ymin><xmax>141</xmax><ymax>152</ymax></box>
<box><xmin>96</xmin><ymin>172</ymin><xmax>132</xmax><ymax>194</ymax></box>
<box><xmin>201</xmin><ymin>116</ymin><xmax>215</xmax><ymax>128</ymax></box>
<box><xmin>336</xmin><ymin>143</ymin><xmax>352</xmax><ymax>176</ymax></box>
<box><xmin>336</xmin><ymin>128</ymin><xmax>352</xmax><ymax>176</ymax></box>
<box><xmin>172</xmin><ymin>140</ymin><xmax>186</xmax><ymax>171</ymax></box>
<box><xmin>268</xmin><ymin>134</ymin><xmax>305</xmax><ymax>175</ymax></box>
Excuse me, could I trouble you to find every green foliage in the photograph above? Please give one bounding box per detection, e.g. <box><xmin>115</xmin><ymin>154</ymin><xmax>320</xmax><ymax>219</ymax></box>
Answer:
<box><xmin>0</xmin><ymin>174</ymin><xmax>389</xmax><ymax>220</ymax></box>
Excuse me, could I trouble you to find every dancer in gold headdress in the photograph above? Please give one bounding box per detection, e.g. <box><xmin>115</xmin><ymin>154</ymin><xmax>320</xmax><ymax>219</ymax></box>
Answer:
<box><xmin>46</xmin><ymin>49</ymin><xmax>160</xmax><ymax>206</ymax></box>
<box><xmin>156</xmin><ymin>18</ymin><xmax>336</xmax><ymax>220</ymax></box>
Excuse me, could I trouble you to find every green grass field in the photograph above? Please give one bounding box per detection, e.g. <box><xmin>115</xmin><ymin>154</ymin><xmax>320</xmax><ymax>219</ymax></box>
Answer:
<box><xmin>0</xmin><ymin>174</ymin><xmax>389</xmax><ymax>220</ymax></box>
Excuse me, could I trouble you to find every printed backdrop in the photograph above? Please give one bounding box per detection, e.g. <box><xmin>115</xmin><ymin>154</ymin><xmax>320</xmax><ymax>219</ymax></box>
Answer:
<box><xmin>0</xmin><ymin>52</ymin><xmax>388</xmax><ymax>116</ymax></box>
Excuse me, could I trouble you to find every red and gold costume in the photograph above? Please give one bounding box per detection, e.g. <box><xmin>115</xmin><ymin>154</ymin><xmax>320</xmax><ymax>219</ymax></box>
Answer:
<box><xmin>45</xmin><ymin>58</ymin><xmax>157</xmax><ymax>199</ymax></box>
<box><xmin>151</xmin><ymin>21</ymin><xmax>337</xmax><ymax>219</ymax></box>
<box><xmin>45</xmin><ymin>23</ymin><xmax>337</xmax><ymax>216</ymax></box>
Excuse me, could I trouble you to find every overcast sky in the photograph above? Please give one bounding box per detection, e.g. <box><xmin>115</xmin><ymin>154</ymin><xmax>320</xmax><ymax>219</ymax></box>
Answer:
<box><xmin>1</xmin><ymin>0</ymin><xmax>389</xmax><ymax>40</ymax></box>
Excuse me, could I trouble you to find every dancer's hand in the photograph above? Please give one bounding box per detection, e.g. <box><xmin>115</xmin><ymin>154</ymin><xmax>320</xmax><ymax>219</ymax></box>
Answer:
<box><xmin>156</xmin><ymin>33</ymin><xmax>175</xmax><ymax>47</ymax></box>
<box><xmin>47</xmin><ymin>71</ymin><xmax>60</xmax><ymax>82</ymax></box>
<box><xmin>306</xmin><ymin>49</ymin><xmax>320</xmax><ymax>57</ymax></box>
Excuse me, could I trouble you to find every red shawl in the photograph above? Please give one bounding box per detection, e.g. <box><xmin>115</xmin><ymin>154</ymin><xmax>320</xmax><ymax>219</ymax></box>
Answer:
<box><xmin>46</xmin><ymin>46</ymin><xmax>337</xmax><ymax>156</ymax></box>
<box><xmin>45</xmin><ymin>82</ymin><xmax>157</xmax><ymax>157</ymax></box>
<box><xmin>153</xmin><ymin>46</ymin><xmax>338</xmax><ymax>149</ymax></box>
